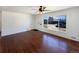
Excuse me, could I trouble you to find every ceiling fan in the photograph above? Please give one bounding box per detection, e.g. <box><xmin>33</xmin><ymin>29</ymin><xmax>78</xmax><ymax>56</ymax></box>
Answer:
<box><xmin>39</xmin><ymin>6</ymin><xmax>46</xmax><ymax>12</ymax></box>
<box><xmin>38</xmin><ymin>6</ymin><xmax>51</xmax><ymax>14</ymax></box>
<box><xmin>33</xmin><ymin>6</ymin><xmax>51</xmax><ymax>14</ymax></box>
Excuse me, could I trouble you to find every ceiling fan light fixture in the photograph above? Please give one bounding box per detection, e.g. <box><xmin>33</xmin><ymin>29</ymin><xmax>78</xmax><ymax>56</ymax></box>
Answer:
<box><xmin>35</xmin><ymin>6</ymin><xmax>51</xmax><ymax>14</ymax></box>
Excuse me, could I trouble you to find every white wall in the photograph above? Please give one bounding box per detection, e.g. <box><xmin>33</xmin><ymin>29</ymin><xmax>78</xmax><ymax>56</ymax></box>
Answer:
<box><xmin>35</xmin><ymin>7</ymin><xmax>79</xmax><ymax>41</ymax></box>
<box><xmin>0</xmin><ymin>11</ymin><xmax>1</xmax><ymax>31</ymax></box>
<box><xmin>30</xmin><ymin>14</ymin><xmax>36</xmax><ymax>29</ymax></box>
<box><xmin>2</xmin><ymin>11</ymin><xmax>34</xmax><ymax>36</ymax></box>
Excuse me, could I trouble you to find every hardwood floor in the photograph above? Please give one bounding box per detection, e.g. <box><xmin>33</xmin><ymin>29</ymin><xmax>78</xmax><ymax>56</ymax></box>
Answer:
<box><xmin>0</xmin><ymin>31</ymin><xmax>79</xmax><ymax>53</ymax></box>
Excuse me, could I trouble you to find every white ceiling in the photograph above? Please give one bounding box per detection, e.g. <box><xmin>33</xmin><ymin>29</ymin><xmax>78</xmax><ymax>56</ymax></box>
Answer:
<box><xmin>0</xmin><ymin>6</ymin><xmax>74</xmax><ymax>14</ymax></box>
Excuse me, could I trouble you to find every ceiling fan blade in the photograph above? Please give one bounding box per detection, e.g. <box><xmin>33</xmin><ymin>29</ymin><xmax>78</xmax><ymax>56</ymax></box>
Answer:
<box><xmin>32</xmin><ymin>9</ymin><xmax>38</xmax><ymax>10</ymax></box>
<box><xmin>43</xmin><ymin>6</ymin><xmax>46</xmax><ymax>10</ymax></box>
<box><xmin>44</xmin><ymin>10</ymin><xmax>52</xmax><ymax>11</ymax></box>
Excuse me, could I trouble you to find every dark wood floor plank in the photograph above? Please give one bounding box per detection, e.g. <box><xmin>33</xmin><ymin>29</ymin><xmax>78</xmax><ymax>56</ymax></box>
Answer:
<box><xmin>0</xmin><ymin>31</ymin><xmax>79</xmax><ymax>53</ymax></box>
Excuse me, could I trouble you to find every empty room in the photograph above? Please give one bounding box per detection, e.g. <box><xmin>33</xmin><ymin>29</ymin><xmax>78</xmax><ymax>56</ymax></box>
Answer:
<box><xmin>0</xmin><ymin>6</ymin><xmax>79</xmax><ymax>53</ymax></box>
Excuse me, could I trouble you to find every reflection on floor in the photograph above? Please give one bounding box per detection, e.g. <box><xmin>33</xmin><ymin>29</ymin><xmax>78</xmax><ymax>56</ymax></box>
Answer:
<box><xmin>43</xmin><ymin>35</ymin><xmax>68</xmax><ymax>52</ymax></box>
<box><xmin>0</xmin><ymin>31</ymin><xmax>79</xmax><ymax>53</ymax></box>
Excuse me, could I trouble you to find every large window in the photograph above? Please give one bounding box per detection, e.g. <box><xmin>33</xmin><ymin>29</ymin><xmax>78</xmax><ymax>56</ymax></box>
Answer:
<box><xmin>43</xmin><ymin>15</ymin><xmax>66</xmax><ymax>31</ymax></box>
